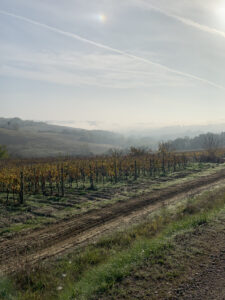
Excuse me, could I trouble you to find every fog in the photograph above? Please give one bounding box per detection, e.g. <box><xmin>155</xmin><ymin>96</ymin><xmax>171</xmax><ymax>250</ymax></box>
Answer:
<box><xmin>1</xmin><ymin>0</ymin><xmax>225</xmax><ymax>129</ymax></box>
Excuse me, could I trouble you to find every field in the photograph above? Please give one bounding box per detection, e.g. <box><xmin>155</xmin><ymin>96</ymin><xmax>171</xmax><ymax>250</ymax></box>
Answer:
<box><xmin>0</xmin><ymin>150</ymin><xmax>225</xmax><ymax>299</ymax></box>
<box><xmin>0</xmin><ymin>150</ymin><xmax>220</xmax><ymax>240</ymax></box>
<box><xmin>0</xmin><ymin>151</ymin><xmax>191</xmax><ymax>236</ymax></box>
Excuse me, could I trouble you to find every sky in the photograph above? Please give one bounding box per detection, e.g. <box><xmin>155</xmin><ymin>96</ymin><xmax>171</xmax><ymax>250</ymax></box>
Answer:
<box><xmin>1</xmin><ymin>0</ymin><xmax>225</xmax><ymax>131</ymax></box>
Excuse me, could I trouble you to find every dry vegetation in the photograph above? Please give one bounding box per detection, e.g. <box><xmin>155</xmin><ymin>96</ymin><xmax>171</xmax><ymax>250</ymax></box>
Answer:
<box><xmin>0</xmin><ymin>148</ymin><xmax>225</xmax><ymax>299</ymax></box>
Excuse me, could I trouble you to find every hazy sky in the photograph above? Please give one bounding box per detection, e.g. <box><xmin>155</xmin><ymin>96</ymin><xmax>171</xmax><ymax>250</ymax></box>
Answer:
<box><xmin>1</xmin><ymin>0</ymin><xmax>225</xmax><ymax>130</ymax></box>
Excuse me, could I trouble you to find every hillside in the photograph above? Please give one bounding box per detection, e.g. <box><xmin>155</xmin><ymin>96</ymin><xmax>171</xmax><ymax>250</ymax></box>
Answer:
<box><xmin>1</xmin><ymin>118</ymin><xmax>225</xmax><ymax>158</ymax></box>
<box><xmin>0</xmin><ymin>118</ymin><xmax>125</xmax><ymax>157</ymax></box>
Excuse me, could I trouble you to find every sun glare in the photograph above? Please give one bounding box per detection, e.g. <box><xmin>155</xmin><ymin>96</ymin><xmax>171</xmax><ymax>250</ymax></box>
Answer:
<box><xmin>98</xmin><ymin>14</ymin><xmax>107</xmax><ymax>23</ymax></box>
<box><xmin>215</xmin><ymin>2</ymin><xmax>225</xmax><ymax>21</ymax></box>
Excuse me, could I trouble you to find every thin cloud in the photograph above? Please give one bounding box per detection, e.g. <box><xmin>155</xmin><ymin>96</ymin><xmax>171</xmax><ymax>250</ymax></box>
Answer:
<box><xmin>139</xmin><ymin>1</ymin><xmax>225</xmax><ymax>39</ymax></box>
<box><xmin>0</xmin><ymin>48</ymin><xmax>187</xmax><ymax>88</ymax></box>
<box><xmin>0</xmin><ymin>9</ymin><xmax>225</xmax><ymax>91</ymax></box>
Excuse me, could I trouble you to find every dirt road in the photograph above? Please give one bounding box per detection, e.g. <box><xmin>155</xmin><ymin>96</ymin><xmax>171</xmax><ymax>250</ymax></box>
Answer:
<box><xmin>1</xmin><ymin>169</ymin><xmax>225</xmax><ymax>275</ymax></box>
<box><xmin>173</xmin><ymin>248</ymin><xmax>225</xmax><ymax>300</ymax></box>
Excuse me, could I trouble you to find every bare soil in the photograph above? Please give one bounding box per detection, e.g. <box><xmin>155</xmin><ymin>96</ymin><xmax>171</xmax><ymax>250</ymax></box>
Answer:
<box><xmin>171</xmin><ymin>245</ymin><xmax>225</xmax><ymax>300</ymax></box>
<box><xmin>1</xmin><ymin>168</ymin><xmax>225</xmax><ymax>275</ymax></box>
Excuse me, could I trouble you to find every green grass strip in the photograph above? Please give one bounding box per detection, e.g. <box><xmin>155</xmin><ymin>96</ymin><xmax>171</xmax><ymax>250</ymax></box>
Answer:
<box><xmin>61</xmin><ymin>204</ymin><xmax>224</xmax><ymax>300</ymax></box>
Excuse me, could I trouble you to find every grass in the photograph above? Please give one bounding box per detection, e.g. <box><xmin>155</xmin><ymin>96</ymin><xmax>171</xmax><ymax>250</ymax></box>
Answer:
<box><xmin>69</xmin><ymin>208</ymin><xmax>224</xmax><ymax>300</ymax></box>
<box><xmin>69</xmin><ymin>237</ymin><xmax>174</xmax><ymax>299</ymax></box>
<box><xmin>0</xmin><ymin>278</ymin><xmax>16</xmax><ymax>300</ymax></box>
<box><xmin>2</xmin><ymin>179</ymin><xmax>225</xmax><ymax>300</ymax></box>
<box><xmin>0</xmin><ymin>216</ymin><xmax>53</xmax><ymax>237</ymax></box>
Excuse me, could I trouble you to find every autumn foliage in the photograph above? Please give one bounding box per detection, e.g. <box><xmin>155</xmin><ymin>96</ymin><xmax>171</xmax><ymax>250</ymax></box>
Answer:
<box><xmin>0</xmin><ymin>149</ymin><xmax>207</xmax><ymax>206</ymax></box>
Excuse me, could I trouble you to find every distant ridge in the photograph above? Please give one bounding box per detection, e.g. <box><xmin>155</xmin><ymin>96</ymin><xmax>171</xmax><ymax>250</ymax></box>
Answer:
<box><xmin>1</xmin><ymin>118</ymin><xmax>225</xmax><ymax>158</ymax></box>
<box><xmin>0</xmin><ymin>117</ymin><xmax>125</xmax><ymax>158</ymax></box>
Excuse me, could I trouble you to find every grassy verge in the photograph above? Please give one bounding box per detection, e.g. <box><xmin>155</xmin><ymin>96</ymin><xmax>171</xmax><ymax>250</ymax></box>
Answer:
<box><xmin>1</xmin><ymin>178</ymin><xmax>225</xmax><ymax>300</ymax></box>
<box><xmin>67</xmin><ymin>200</ymin><xmax>225</xmax><ymax>300</ymax></box>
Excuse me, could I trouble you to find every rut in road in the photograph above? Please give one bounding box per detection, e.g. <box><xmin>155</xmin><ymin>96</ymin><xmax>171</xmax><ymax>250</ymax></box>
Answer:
<box><xmin>1</xmin><ymin>169</ymin><xmax>225</xmax><ymax>275</ymax></box>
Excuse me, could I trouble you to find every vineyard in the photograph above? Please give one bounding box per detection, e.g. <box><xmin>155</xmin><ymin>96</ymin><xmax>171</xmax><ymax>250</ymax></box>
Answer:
<box><xmin>0</xmin><ymin>149</ymin><xmax>225</xmax><ymax>293</ymax></box>
<box><xmin>0</xmin><ymin>148</ymin><xmax>216</xmax><ymax>207</ymax></box>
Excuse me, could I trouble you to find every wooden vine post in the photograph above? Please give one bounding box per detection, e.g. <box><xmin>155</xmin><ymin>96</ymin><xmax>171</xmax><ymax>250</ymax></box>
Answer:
<box><xmin>61</xmin><ymin>166</ymin><xmax>64</xmax><ymax>197</ymax></box>
<box><xmin>19</xmin><ymin>171</ymin><xmax>24</xmax><ymax>204</ymax></box>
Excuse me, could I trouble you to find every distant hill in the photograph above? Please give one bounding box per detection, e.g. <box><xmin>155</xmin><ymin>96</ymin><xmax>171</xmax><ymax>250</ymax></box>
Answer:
<box><xmin>2</xmin><ymin>118</ymin><xmax>225</xmax><ymax>158</ymax></box>
<box><xmin>0</xmin><ymin>118</ymin><xmax>125</xmax><ymax>158</ymax></box>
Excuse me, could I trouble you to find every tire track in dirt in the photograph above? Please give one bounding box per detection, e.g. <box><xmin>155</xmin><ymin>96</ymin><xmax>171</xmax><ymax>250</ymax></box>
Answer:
<box><xmin>1</xmin><ymin>169</ymin><xmax>225</xmax><ymax>275</ymax></box>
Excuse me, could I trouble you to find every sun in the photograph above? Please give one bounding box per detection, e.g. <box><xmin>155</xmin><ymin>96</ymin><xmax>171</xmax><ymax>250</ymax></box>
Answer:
<box><xmin>98</xmin><ymin>14</ymin><xmax>107</xmax><ymax>23</ymax></box>
<box><xmin>215</xmin><ymin>2</ymin><xmax>225</xmax><ymax>21</ymax></box>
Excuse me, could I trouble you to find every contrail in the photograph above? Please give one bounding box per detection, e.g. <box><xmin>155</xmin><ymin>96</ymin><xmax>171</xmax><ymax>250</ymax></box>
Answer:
<box><xmin>0</xmin><ymin>9</ymin><xmax>224</xmax><ymax>90</ymax></box>
<box><xmin>139</xmin><ymin>1</ymin><xmax>225</xmax><ymax>39</ymax></box>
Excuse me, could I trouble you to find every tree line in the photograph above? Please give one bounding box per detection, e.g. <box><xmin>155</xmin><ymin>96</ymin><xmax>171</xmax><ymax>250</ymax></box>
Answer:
<box><xmin>161</xmin><ymin>132</ymin><xmax>224</xmax><ymax>152</ymax></box>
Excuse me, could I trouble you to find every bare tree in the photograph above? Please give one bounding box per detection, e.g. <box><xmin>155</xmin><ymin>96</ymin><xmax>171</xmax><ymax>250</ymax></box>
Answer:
<box><xmin>129</xmin><ymin>146</ymin><xmax>150</xmax><ymax>157</ymax></box>
<box><xmin>158</xmin><ymin>142</ymin><xmax>173</xmax><ymax>153</ymax></box>
<box><xmin>202</xmin><ymin>133</ymin><xmax>220</xmax><ymax>159</ymax></box>
<box><xmin>107</xmin><ymin>148</ymin><xmax>124</xmax><ymax>158</ymax></box>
